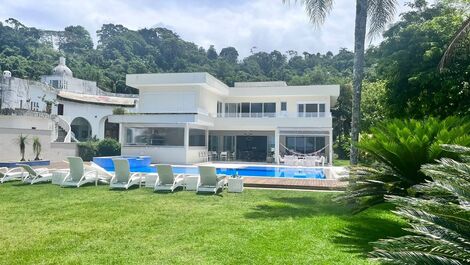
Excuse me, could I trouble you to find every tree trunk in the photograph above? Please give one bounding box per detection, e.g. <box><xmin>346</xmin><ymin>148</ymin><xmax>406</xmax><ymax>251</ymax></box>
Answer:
<box><xmin>350</xmin><ymin>0</ymin><xmax>368</xmax><ymax>165</ymax></box>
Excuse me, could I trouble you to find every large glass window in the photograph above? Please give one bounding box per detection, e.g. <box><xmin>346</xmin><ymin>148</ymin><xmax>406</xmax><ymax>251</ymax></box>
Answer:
<box><xmin>225</xmin><ymin>103</ymin><xmax>240</xmax><ymax>117</ymax></box>
<box><xmin>297</xmin><ymin>103</ymin><xmax>327</xmax><ymax>117</ymax></box>
<box><xmin>285</xmin><ymin>136</ymin><xmax>326</xmax><ymax>155</ymax></box>
<box><xmin>250</xmin><ymin>103</ymin><xmax>262</xmax><ymax>117</ymax></box>
<box><xmin>217</xmin><ymin>101</ymin><xmax>223</xmax><ymax>116</ymax></box>
<box><xmin>241</xmin><ymin>103</ymin><xmax>250</xmax><ymax>117</ymax></box>
<box><xmin>189</xmin><ymin>129</ymin><xmax>206</xmax><ymax>146</ymax></box>
<box><xmin>263</xmin><ymin>103</ymin><xmax>276</xmax><ymax>117</ymax></box>
<box><xmin>125</xmin><ymin>127</ymin><xmax>184</xmax><ymax>146</ymax></box>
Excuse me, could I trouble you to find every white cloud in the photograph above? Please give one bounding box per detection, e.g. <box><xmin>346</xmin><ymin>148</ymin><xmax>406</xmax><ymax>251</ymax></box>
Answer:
<box><xmin>0</xmin><ymin>0</ymin><xmax>409</xmax><ymax>58</ymax></box>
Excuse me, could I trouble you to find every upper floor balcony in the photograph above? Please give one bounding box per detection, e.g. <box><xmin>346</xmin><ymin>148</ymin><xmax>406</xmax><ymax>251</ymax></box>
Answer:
<box><xmin>211</xmin><ymin>112</ymin><xmax>333</xmax><ymax>130</ymax></box>
<box><xmin>214</xmin><ymin>112</ymin><xmax>332</xmax><ymax>118</ymax></box>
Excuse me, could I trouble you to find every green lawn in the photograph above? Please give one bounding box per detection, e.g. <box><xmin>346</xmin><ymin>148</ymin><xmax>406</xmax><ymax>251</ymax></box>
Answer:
<box><xmin>0</xmin><ymin>183</ymin><xmax>407</xmax><ymax>264</ymax></box>
<box><xmin>334</xmin><ymin>159</ymin><xmax>350</xmax><ymax>167</ymax></box>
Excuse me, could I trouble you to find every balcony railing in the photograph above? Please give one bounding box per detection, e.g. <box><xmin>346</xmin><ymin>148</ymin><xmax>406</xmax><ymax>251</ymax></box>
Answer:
<box><xmin>215</xmin><ymin>112</ymin><xmax>331</xmax><ymax>118</ymax></box>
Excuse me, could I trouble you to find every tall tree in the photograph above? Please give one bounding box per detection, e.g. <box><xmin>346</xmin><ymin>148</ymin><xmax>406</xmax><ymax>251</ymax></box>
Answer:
<box><xmin>283</xmin><ymin>0</ymin><xmax>398</xmax><ymax>164</ymax></box>
<box><xmin>60</xmin><ymin>25</ymin><xmax>93</xmax><ymax>54</ymax></box>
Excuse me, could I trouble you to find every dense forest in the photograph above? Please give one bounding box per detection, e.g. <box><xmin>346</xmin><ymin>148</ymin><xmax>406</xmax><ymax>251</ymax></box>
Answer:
<box><xmin>0</xmin><ymin>0</ymin><xmax>468</xmax><ymax>158</ymax></box>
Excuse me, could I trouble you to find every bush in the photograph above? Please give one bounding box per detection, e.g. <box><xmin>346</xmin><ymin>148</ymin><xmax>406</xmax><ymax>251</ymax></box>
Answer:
<box><xmin>77</xmin><ymin>141</ymin><xmax>97</xmax><ymax>161</ymax></box>
<box><xmin>370</xmin><ymin>145</ymin><xmax>470</xmax><ymax>264</ymax></box>
<box><xmin>338</xmin><ymin>116</ymin><xmax>470</xmax><ymax>211</ymax></box>
<box><xmin>112</xmin><ymin>107</ymin><xmax>127</xmax><ymax>115</ymax></box>
<box><xmin>96</xmin><ymin>138</ymin><xmax>121</xmax><ymax>157</ymax></box>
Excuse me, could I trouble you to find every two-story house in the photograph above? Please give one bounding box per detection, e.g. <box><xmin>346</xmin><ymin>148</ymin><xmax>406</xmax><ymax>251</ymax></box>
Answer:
<box><xmin>109</xmin><ymin>72</ymin><xmax>339</xmax><ymax>165</ymax></box>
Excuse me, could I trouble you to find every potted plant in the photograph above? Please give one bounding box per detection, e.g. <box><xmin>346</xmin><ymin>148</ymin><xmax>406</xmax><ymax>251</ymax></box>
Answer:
<box><xmin>32</xmin><ymin>137</ymin><xmax>42</xmax><ymax>160</ymax></box>
<box><xmin>16</xmin><ymin>134</ymin><xmax>28</xmax><ymax>161</ymax></box>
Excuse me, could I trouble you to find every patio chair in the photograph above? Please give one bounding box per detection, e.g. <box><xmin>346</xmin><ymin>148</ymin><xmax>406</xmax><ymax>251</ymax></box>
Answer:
<box><xmin>0</xmin><ymin>166</ymin><xmax>26</xmax><ymax>183</ymax></box>
<box><xmin>61</xmin><ymin>157</ymin><xmax>99</xmax><ymax>188</ymax></box>
<box><xmin>304</xmin><ymin>156</ymin><xmax>317</xmax><ymax>167</ymax></box>
<box><xmin>18</xmin><ymin>164</ymin><xmax>52</xmax><ymax>184</ymax></box>
<box><xmin>197</xmin><ymin>166</ymin><xmax>226</xmax><ymax>194</ymax></box>
<box><xmin>220</xmin><ymin>151</ymin><xmax>228</xmax><ymax>161</ymax></box>
<box><xmin>109</xmin><ymin>159</ymin><xmax>145</xmax><ymax>190</ymax></box>
<box><xmin>154</xmin><ymin>164</ymin><xmax>185</xmax><ymax>192</ymax></box>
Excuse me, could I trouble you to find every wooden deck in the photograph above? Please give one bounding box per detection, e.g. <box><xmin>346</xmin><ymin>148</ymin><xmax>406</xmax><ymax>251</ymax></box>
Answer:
<box><xmin>244</xmin><ymin>177</ymin><xmax>346</xmax><ymax>190</ymax></box>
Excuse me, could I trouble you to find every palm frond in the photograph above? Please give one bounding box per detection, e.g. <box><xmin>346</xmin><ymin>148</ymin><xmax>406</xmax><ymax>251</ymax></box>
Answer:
<box><xmin>367</xmin><ymin>0</ymin><xmax>398</xmax><ymax>38</ymax></box>
<box><xmin>370</xmin><ymin>147</ymin><xmax>470</xmax><ymax>264</ymax></box>
<box><xmin>283</xmin><ymin>0</ymin><xmax>334</xmax><ymax>26</ymax></box>
<box><xmin>439</xmin><ymin>17</ymin><xmax>470</xmax><ymax>71</ymax></box>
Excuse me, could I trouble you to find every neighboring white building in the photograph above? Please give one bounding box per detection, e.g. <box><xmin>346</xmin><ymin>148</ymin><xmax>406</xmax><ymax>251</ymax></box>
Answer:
<box><xmin>0</xmin><ymin>57</ymin><xmax>137</xmax><ymax>162</ymax></box>
<box><xmin>0</xmin><ymin>57</ymin><xmax>137</xmax><ymax>143</ymax></box>
<box><xmin>109</xmin><ymin>73</ymin><xmax>339</xmax><ymax>165</ymax></box>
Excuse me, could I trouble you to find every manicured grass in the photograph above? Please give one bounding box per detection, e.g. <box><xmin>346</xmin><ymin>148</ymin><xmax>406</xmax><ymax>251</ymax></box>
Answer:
<box><xmin>0</xmin><ymin>183</ymin><xmax>407</xmax><ymax>264</ymax></box>
<box><xmin>334</xmin><ymin>159</ymin><xmax>350</xmax><ymax>167</ymax></box>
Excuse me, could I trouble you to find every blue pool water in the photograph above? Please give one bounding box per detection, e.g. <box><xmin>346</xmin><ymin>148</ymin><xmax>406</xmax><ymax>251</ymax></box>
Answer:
<box><xmin>93</xmin><ymin>156</ymin><xmax>325</xmax><ymax>179</ymax></box>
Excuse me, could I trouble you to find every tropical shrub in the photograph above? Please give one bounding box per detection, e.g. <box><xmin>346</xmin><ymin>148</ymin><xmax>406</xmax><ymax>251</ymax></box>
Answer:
<box><xmin>32</xmin><ymin>137</ymin><xmax>42</xmax><ymax>160</ymax></box>
<box><xmin>370</xmin><ymin>145</ymin><xmax>470</xmax><ymax>265</ymax></box>
<box><xmin>112</xmin><ymin>107</ymin><xmax>127</xmax><ymax>115</ymax></box>
<box><xmin>96</xmin><ymin>138</ymin><xmax>121</xmax><ymax>157</ymax></box>
<box><xmin>77</xmin><ymin>141</ymin><xmax>97</xmax><ymax>161</ymax></box>
<box><xmin>339</xmin><ymin>116</ymin><xmax>470</xmax><ymax>211</ymax></box>
<box><xmin>15</xmin><ymin>134</ymin><xmax>28</xmax><ymax>161</ymax></box>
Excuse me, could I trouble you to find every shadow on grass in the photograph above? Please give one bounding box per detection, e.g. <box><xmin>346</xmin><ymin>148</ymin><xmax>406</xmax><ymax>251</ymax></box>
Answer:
<box><xmin>244</xmin><ymin>195</ymin><xmax>346</xmax><ymax>219</ymax></box>
<box><xmin>244</xmin><ymin>194</ymin><xmax>409</xmax><ymax>256</ymax></box>
<box><xmin>333</xmin><ymin>212</ymin><xmax>409</xmax><ymax>256</ymax></box>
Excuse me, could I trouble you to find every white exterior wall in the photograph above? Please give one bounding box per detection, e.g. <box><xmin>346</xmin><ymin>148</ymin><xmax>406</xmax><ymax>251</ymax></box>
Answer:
<box><xmin>1</xmin><ymin>78</ymin><xmax>57</xmax><ymax>114</ymax></box>
<box><xmin>0</xmin><ymin>116</ymin><xmax>77</xmax><ymax>162</ymax></box>
<box><xmin>198</xmin><ymin>87</ymin><xmax>221</xmax><ymax>115</ymax></box>
<box><xmin>138</xmin><ymin>87</ymin><xmax>199</xmax><ymax>113</ymax></box>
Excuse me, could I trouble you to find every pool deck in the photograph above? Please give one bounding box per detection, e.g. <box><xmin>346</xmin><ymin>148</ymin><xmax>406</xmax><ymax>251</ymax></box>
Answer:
<box><xmin>243</xmin><ymin>177</ymin><xmax>346</xmax><ymax>190</ymax></box>
<box><xmin>47</xmin><ymin>161</ymin><xmax>347</xmax><ymax>191</ymax></box>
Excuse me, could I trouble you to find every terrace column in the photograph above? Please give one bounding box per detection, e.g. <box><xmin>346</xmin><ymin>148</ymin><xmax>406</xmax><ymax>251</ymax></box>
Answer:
<box><xmin>274</xmin><ymin>129</ymin><xmax>280</xmax><ymax>164</ymax></box>
<box><xmin>329</xmin><ymin>128</ymin><xmax>333</xmax><ymax>166</ymax></box>
<box><xmin>205</xmin><ymin>129</ymin><xmax>209</xmax><ymax>152</ymax></box>
<box><xmin>184</xmin><ymin>124</ymin><xmax>189</xmax><ymax>152</ymax></box>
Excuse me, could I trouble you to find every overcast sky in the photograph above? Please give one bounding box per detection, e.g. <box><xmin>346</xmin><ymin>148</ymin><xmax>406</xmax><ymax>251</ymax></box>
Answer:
<box><xmin>1</xmin><ymin>0</ymin><xmax>412</xmax><ymax>57</ymax></box>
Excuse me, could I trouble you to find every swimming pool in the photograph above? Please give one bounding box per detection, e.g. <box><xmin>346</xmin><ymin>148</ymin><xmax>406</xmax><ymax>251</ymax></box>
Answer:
<box><xmin>93</xmin><ymin>157</ymin><xmax>325</xmax><ymax>179</ymax></box>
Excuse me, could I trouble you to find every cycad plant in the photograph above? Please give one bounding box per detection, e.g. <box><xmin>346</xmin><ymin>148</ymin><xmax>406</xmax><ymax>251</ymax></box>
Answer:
<box><xmin>32</xmin><ymin>137</ymin><xmax>42</xmax><ymax>161</ymax></box>
<box><xmin>16</xmin><ymin>134</ymin><xmax>28</xmax><ymax>161</ymax></box>
<box><xmin>338</xmin><ymin>116</ymin><xmax>470</xmax><ymax>211</ymax></box>
<box><xmin>370</xmin><ymin>145</ymin><xmax>470</xmax><ymax>265</ymax></box>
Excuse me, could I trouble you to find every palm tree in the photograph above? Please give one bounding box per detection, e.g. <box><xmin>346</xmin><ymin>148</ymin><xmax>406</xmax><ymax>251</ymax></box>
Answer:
<box><xmin>32</xmin><ymin>137</ymin><xmax>42</xmax><ymax>161</ymax></box>
<box><xmin>16</xmin><ymin>134</ymin><xmax>28</xmax><ymax>161</ymax></box>
<box><xmin>283</xmin><ymin>0</ymin><xmax>398</xmax><ymax>164</ymax></box>
<box><xmin>438</xmin><ymin>17</ymin><xmax>470</xmax><ymax>71</ymax></box>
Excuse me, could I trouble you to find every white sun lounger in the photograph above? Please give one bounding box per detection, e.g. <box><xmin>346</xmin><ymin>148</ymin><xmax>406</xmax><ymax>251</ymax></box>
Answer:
<box><xmin>154</xmin><ymin>164</ymin><xmax>185</xmax><ymax>192</ymax></box>
<box><xmin>18</xmin><ymin>164</ymin><xmax>52</xmax><ymax>184</ymax></box>
<box><xmin>61</xmin><ymin>157</ymin><xmax>100</xmax><ymax>188</ymax></box>
<box><xmin>109</xmin><ymin>159</ymin><xmax>145</xmax><ymax>190</ymax></box>
<box><xmin>197</xmin><ymin>166</ymin><xmax>226</xmax><ymax>194</ymax></box>
<box><xmin>0</xmin><ymin>167</ymin><xmax>26</xmax><ymax>183</ymax></box>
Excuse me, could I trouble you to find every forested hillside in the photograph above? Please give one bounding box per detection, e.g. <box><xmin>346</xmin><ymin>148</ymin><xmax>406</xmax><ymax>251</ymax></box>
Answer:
<box><xmin>0</xmin><ymin>0</ymin><xmax>468</xmax><ymax>158</ymax></box>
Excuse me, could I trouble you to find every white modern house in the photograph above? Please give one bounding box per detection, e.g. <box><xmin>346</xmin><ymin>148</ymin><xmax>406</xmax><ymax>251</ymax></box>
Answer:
<box><xmin>109</xmin><ymin>73</ymin><xmax>339</xmax><ymax>165</ymax></box>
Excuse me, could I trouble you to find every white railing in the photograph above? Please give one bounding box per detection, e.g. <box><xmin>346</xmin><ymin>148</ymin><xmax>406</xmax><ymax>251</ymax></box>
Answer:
<box><xmin>53</xmin><ymin>116</ymin><xmax>72</xmax><ymax>142</ymax></box>
<box><xmin>215</xmin><ymin>112</ymin><xmax>331</xmax><ymax>118</ymax></box>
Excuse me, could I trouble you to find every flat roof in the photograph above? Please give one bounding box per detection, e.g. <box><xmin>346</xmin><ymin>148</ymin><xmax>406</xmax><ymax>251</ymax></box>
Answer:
<box><xmin>126</xmin><ymin>72</ymin><xmax>229</xmax><ymax>96</ymax></box>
